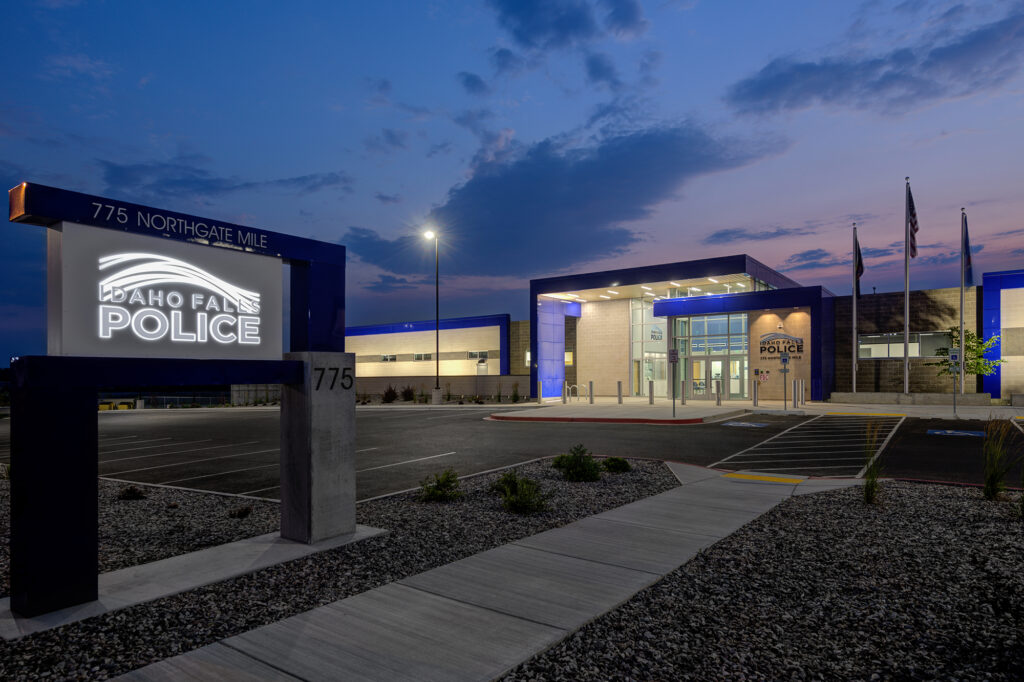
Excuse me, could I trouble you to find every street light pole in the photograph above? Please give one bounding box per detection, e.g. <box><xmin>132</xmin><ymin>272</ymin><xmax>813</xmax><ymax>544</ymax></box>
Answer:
<box><xmin>424</xmin><ymin>230</ymin><xmax>441</xmax><ymax>403</ymax></box>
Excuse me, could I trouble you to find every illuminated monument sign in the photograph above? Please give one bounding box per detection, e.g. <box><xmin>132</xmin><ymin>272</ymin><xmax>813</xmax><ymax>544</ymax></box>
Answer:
<box><xmin>51</xmin><ymin>222</ymin><xmax>282</xmax><ymax>359</ymax></box>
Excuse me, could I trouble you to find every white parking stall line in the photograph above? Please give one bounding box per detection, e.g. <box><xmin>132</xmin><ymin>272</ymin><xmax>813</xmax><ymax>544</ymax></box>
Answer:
<box><xmin>739</xmin><ymin>464</ymin><xmax>863</xmax><ymax>473</ymax></box>
<box><xmin>729</xmin><ymin>457</ymin><xmax>867</xmax><ymax>465</ymax></box>
<box><xmin>357</xmin><ymin>451</ymin><xmax>457</xmax><ymax>473</ymax></box>
<box><xmin>105</xmin><ymin>448</ymin><xmax>280</xmax><ymax>476</ymax></box>
<box><xmin>98</xmin><ymin>438</ymin><xmax>174</xmax><ymax>452</ymax></box>
<box><xmin>160</xmin><ymin>463</ymin><xmax>278</xmax><ymax>486</ymax></box>
<box><xmin>355</xmin><ymin>447</ymin><xmax>380</xmax><ymax>453</ymax></box>
<box><xmin>98</xmin><ymin>435</ymin><xmax>139</xmax><ymax>442</ymax></box>
<box><xmin>100</xmin><ymin>439</ymin><xmax>209</xmax><ymax>455</ymax></box>
<box><xmin>856</xmin><ymin>416</ymin><xmax>906</xmax><ymax>478</ymax></box>
<box><xmin>743</xmin><ymin>443</ymin><xmax>873</xmax><ymax>451</ymax></box>
<box><xmin>709</xmin><ymin>415</ymin><xmax>822</xmax><ymax>468</ymax></box>
<box><xmin>100</xmin><ymin>441</ymin><xmax>261</xmax><ymax>464</ymax></box>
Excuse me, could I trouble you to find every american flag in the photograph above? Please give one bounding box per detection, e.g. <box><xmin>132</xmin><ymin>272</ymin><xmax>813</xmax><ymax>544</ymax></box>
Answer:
<box><xmin>854</xmin><ymin>229</ymin><xmax>864</xmax><ymax>298</ymax></box>
<box><xmin>907</xmin><ymin>184</ymin><xmax>919</xmax><ymax>258</ymax></box>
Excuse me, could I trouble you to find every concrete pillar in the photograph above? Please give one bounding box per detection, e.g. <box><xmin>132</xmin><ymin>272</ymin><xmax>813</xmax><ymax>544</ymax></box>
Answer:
<box><xmin>588</xmin><ymin>380</ymin><xmax>594</xmax><ymax>404</ymax></box>
<box><xmin>280</xmin><ymin>352</ymin><xmax>356</xmax><ymax>544</ymax></box>
<box><xmin>537</xmin><ymin>381</ymin><xmax>543</xmax><ymax>404</ymax></box>
<box><xmin>431</xmin><ymin>388</ymin><xmax>443</xmax><ymax>404</ymax></box>
<box><xmin>617</xmin><ymin>380</ymin><xmax>622</xmax><ymax>404</ymax></box>
<box><xmin>793</xmin><ymin>379</ymin><xmax>799</xmax><ymax>409</ymax></box>
<box><xmin>752</xmin><ymin>378</ymin><xmax>758</xmax><ymax>406</ymax></box>
<box><xmin>562</xmin><ymin>382</ymin><xmax>567</xmax><ymax>404</ymax></box>
<box><xmin>648</xmin><ymin>380</ymin><xmax>654</xmax><ymax>405</ymax></box>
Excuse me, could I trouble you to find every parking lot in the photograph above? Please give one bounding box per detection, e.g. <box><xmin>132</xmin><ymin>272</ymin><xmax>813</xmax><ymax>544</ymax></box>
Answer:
<box><xmin>0</xmin><ymin>408</ymin><xmax>1019</xmax><ymax>499</ymax></box>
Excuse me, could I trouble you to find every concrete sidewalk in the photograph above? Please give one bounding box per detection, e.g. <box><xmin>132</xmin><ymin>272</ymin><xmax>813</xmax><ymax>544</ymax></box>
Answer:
<box><xmin>120</xmin><ymin>464</ymin><xmax>859</xmax><ymax>681</ymax></box>
<box><xmin>490</xmin><ymin>396</ymin><xmax>1024</xmax><ymax>423</ymax></box>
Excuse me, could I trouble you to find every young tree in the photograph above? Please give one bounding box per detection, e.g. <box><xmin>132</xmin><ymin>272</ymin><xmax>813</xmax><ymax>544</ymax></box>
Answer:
<box><xmin>925</xmin><ymin>326</ymin><xmax>1003</xmax><ymax>378</ymax></box>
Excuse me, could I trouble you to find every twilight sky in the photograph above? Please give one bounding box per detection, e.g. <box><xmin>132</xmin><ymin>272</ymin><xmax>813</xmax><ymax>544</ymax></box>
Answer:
<box><xmin>3</xmin><ymin>0</ymin><xmax>1024</xmax><ymax>363</ymax></box>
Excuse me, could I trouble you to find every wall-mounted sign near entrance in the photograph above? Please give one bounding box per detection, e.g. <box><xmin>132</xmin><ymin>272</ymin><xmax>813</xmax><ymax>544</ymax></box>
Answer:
<box><xmin>759</xmin><ymin>332</ymin><xmax>804</xmax><ymax>355</ymax></box>
<box><xmin>50</xmin><ymin>222</ymin><xmax>283</xmax><ymax>360</ymax></box>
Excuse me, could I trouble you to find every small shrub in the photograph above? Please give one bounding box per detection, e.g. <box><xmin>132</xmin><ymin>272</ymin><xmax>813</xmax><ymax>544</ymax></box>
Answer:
<box><xmin>401</xmin><ymin>385</ymin><xmax>415</xmax><ymax>401</ymax></box>
<box><xmin>228</xmin><ymin>505</ymin><xmax>253</xmax><ymax>519</ymax></box>
<box><xmin>117</xmin><ymin>484</ymin><xmax>146</xmax><ymax>501</ymax></box>
<box><xmin>862</xmin><ymin>423</ymin><xmax>882</xmax><ymax>504</ymax></box>
<box><xmin>490</xmin><ymin>471</ymin><xmax>520</xmax><ymax>496</ymax></box>
<box><xmin>502</xmin><ymin>477</ymin><xmax>548</xmax><ymax>514</ymax></box>
<box><xmin>0</xmin><ymin>462</ymin><xmax>10</xmax><ymax>480</ymax></box>
<box><xmin>419</xmin><ymin>468</ymin><xmax>464</xmax><ymax>502</ymax></box>
<box><xmin>982</xmin><ymin>420</ymin><xmax>1019</xmax><ymax>501</ymax></box>
<box><xmin>382</xmin><ymin>385</ymin><xmax>398</xmax><ymax>403</ymax></box>
<box><xmin>603</xmin><ymin>457</ymin><xmax>632</xmax><ymax>473</ymax></box>
<box><xmin>554</xmin><ymin>443</ymin><xmax>601</xmax><ymax>482</ymax></box>
<box><xmin>512</xmin><ymin>383</ymin><xmax>520</xmax><ymax>403</ymax></box>
<box><xmin>445</xmin><ymin>383</ymin><xmax>452</xmax><ymax>402</ymax></box>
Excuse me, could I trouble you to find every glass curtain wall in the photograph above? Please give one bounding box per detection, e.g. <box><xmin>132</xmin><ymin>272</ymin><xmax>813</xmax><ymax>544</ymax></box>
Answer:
<box><xmin>630</xmin><ymin>298</ymin><xmax>668</xmax><ymax>397</ymax></box>
<box><xmin>670</xmin><ymin>313</ymin><xmax>749</xmax><ymax>400</ymax></box>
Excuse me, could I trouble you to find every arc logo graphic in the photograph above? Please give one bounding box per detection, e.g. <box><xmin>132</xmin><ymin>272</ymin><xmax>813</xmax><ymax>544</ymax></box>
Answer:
<box><xmin>759</xmin><ymin>332</ymin><xmax>803</xmax><ymax>354</ymax></box>
<box><xmin>96</xmin><ymin>253</ymin><xmax>263</xmax><ymax>346</ymax></box>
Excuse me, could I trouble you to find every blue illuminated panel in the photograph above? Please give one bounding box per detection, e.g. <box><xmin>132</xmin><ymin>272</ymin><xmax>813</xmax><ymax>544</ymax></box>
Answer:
<box><xmin>982</xmin><ymin>269</ymin><xmax>1024</xmax><ymax>398</ymax></box>
<box><xmin>537</xmin><ymin>299</ymin><xmax>565</xmax><ymax>398</ymax></box>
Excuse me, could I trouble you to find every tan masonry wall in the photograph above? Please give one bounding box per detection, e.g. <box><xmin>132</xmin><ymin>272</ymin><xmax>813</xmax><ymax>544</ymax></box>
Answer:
<box><xmin>576</xmin><ymin>299</ymin><xmax>630</xmax><ymax>396</ymax></box>
<box><xmin>749</xmin><ymin>308</ymin><xmax>812</xmax><ymax>401</ymax></box>
<box><xmin>345</xmin><ymin>326</ymin><xmax>501</xmax><ymax>377</ymax></box>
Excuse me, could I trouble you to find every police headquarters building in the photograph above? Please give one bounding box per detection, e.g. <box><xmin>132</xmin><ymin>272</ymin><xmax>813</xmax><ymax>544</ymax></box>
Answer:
<box><xmin>347</xmin><ymin>253</ymin><xmax>1024</xmax><ymax>403</ymax></box>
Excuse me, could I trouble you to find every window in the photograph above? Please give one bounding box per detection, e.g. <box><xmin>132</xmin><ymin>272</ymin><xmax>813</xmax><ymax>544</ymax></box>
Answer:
<box><xmin>857</xmin><ymin>331</ymin><xmax>950</xmax><ymax>358</ymax></box>
<box><xmin>525</xmin><ymin>350</ymin><xmax>531</xmax><ymax>367</ymax></box>
<box><xmin>381</xmin><ymin>354</ymin><xmax>397</xmax><ymax>362</ymax></box>
<box><xmin>564</xmin><ymin>351</ymin><xmax>573</xmax><ymax>366</ymax></box>
<box><xmin>469</xmin><ymin>350</ymin><xmax>488</xmax><ymax>359</ymax></box>
<box><xmin>414</xmin><ymin>353</ymin><xmax>432</xmax><ymax>361</ymax></box>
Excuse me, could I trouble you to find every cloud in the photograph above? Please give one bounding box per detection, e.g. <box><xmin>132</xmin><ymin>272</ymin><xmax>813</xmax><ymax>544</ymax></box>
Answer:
<box><xmin>488</xmin><ymin>0</ymin><xmax>599</xmax><ymax>49</ymax></box>
<box><xmin>364</xmin><ymin>77</ymin><xmax>392</xmax><ymax>106</ymax></box>
<box><xmin>779</xmin><ymin>248</ymin><xmax>846</xmax><ymax>271</ymax></box>
<box><xmin>457</xmin><ymin>72</ymin><xmax>491</xmax><ymax>96</ymax></box>
<box><xmin>597</xmin><ymin>0</ymin><xmax>648</xmax><ymax>36</ymax></box>
<box><xmin>375</xmin><ymin>192</ymin><xmax>401</xmax><ymax>204</ymax></box>
<box><xmin>364</xmin><ymin>128</ymin><xmax>409</xmax><ymax>153</ymax></box>
<box><xmin>97</xmin><ymin>156</ymin><xmax>354</xmax><ymax>202</ymax></box>
<box><xmin>491</xmin><ymin>47</ymin><xmax>525</xmax><ymax>75</ymax></box>
<box><xmin>343</xmin><ymin>121</ymin><xmax>784</xmax><ymax>277</ymax></box>
<box><xmin>726</xmin><ymin>8</ymin><xmax>1024</xmax><ymax>115</ymax></box>
<box><xmin>862</xmin><ymin>246</ymin><xmax>898</xmax><ymax>258</ymax></box>
<box><xmin>639</xmin><ymin>49</ymin><xmax>662</xmax><ymax>86</ymax></box>
<box><xmin>702</xmin><ymin>225</ymin><xmax>816</xmax><ymax>245</ymax></box>
<box><xmin>364</xmin><ymin>275</ymin><xmax>422</xmax><ymax>293</ymax></box>
<box><xmin>584</xmin><ymin>52</ymin><xmax>622</xmax><ymax>90</ymax></box>
<box><xmin>427</xmin><ymin>141</ymin><xmax>454</xmax><ymax>157</ymax></box>
<box><xmin>44</xmin><ymin>54</ymin><xmax>113</xmax><ymax>80</ymax></box>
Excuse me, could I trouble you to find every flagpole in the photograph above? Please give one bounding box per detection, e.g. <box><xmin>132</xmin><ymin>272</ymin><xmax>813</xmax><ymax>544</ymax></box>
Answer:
<box><xmin>852</xmin><ymin>223</ymin><xmax>858</xmax><ymax>393</ymax></box>
<box><xmin>960</xmin><ymin>208</ymin><xmax>966</xmax><ymax>395</ymax></box>
<box><xmin>904</xmin><ymin>177</ymin><xmax>910</xmax><ymax>395</ymax></box>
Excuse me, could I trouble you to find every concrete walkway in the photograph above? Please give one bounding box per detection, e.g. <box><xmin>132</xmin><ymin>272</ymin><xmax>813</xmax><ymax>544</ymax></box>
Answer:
<box><xmin>120</xmin><ymin>464</ymin><xmax>859</xmax><ymax>681</ymax></box>
<box><xmin>491</xmin><ymin>396</ymin><xmax>1024</xmax><ymax>423</ymax></box>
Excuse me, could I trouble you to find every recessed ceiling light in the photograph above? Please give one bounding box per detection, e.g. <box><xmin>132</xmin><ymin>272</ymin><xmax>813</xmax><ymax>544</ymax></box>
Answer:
<box><xmin>599</xmin><ymin>295</ymin><xmax>610</xmax><ymax>299</ymax></box>
<box><xmin>644</xmin><ymin>292</ymin><xmax>655</xmax><ymax>296</ymax></box>
<box><xmin>691</xmin><ymin>286</ymin><xmax>701</xmax><ymax>292</ymax></box>
<box><xmin>641</xmin><ymin>285</ymin><xmax>652</xmax><ymax>290</ymax></box>
<box><xmin>736</xmin><ymin>283</ymin><xmax>746</xmax><ymax>288</ymax></box>
<box><xmin>708</xmin><ymin>277</ymin><xmax>718</xmax><ymax>283</ymax></box>
<box><xmin>607</xmin><ymin>290</ymin><xmax>619</xmax><ymax>295</ymax></box>
<box><xmin>669</xmin><ymin>281</ymin><xmax>680</xmax><ymax>287</ymax></box>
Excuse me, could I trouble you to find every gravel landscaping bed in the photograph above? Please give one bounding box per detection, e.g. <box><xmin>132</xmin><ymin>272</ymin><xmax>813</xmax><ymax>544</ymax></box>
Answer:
<box><xmin>0</xmin><ymin>480</ymin><xmax>280</xmax><ymax>599</ymax></box>
<box><xmin>504</xmin><ymin>481</ymin><xmax>1024</xmax><ymax>681</ymax></box>
<box><xmin>0</xmin><ymin>457</ymin><xmax>676</xmax><ymax>680</ymax></box>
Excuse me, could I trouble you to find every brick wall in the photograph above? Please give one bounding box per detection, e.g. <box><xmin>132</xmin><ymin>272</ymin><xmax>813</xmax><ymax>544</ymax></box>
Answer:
<box><xmin>509</xmin><ymin>320</ymin><xmax>530</xmax><ymax>376</ymax></box>
<box><xmin>577</xmin><ymin>299</ymin><xmax>629</xmax><ymax>395</ymax></box>
<box><xmin>833</xmin><ymin>286</ymin><xmax>981</xmax><ymax>393</ymax></box>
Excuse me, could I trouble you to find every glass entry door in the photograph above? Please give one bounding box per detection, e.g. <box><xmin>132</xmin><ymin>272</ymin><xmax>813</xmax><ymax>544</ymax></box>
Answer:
<box><xmin>690</xmin><ymin>359</ymin><xmax>708</xmax><ymax>398</ymax></box>
<box><xmin>709</xmin><ymin>360</ymin><xmax>724</xmax><ymax>397</ymax></box>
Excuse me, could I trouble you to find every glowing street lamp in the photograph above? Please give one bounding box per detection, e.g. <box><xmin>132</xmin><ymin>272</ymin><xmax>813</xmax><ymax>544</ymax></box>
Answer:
<box><xmin>424</xmin><ymin>229</ymin><xmax>440</xmax><ymax>401</ymax></box>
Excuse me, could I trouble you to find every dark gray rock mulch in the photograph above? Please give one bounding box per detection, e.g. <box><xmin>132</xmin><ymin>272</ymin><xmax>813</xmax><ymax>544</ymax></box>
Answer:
<box><xmin>0</xmin><ymin>458</ymin><xmax>676</xmax><ymax>680</ymax></box>
<box><xmin>0</xmin><ymin>480</ymin><xmax>280</xmax><ymax>599</ymax></box>
<box><xmin>503</xmin><ymin>482</ymin><xmax>1024</xmax><ymax>681</ymax></box>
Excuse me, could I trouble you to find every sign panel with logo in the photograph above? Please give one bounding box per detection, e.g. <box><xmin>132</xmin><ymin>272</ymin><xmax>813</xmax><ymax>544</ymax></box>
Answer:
<box><xmin>49</xmin><ymin>222</ymin><xmax>283</xmax><ymax>360</ymax></box>
<box><xmin>668</xmin><ymin>348</ymin><xmax>678</xmax><ymax>364</ymax></box>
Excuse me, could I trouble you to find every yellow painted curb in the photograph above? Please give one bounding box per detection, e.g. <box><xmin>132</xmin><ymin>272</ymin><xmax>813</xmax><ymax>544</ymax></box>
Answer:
<box><xmin>826</xmin><ymin>412</ymin><xmax>905</xmax><ymax>417</ymax></box>
<box><xmin>723</xmin><ymin>472</ymin><xmax>805</xmax><ymax>484</ymax></box>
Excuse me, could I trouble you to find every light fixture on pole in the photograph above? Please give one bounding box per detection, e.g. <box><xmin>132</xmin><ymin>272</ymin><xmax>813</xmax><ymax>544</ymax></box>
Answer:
<box><xmin>424</xmin><ymin>229</ymin><xmax>441</xmax><ymax>404</ymax></box>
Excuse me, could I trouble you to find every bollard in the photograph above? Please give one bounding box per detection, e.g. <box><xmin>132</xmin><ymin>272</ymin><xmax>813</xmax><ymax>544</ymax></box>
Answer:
<box><xmin>715</xmin><ymin>379</ymin><xmax>722</xmax><ymax>406</ymax></box>
<box><xmin>679</xmin><ymin>378</ymin><xmax>686</xmax><ymax>405</ymax></box>
<box><xmin>537</xmin><ymin>381</ymin><xmax>543</xmax><ymax>404</ymax></box>
<box><xmin>802</xmin><ymin>379</ymin><xmax>807</xmax><ymax>405</ymax></box>
<box><xmin>617</xmin><ymin>380</ymin><xmax>622</xmax><ymax>404</ymax></box>
<box><xmin>562</xmin><ymin>382</ymin><xmax>567</xmax><ymax>404</ymax></box>
<box><xmin>648</xmin><ymin>380</ymin><xmax>654</xmax><ymax>405</ymax></box>
<box><xmin>752</xmin><ymin>378</ymin><xmax>758</xmax><ymax>407</ymax></box>
<box><xmin>589</xmin><ymin>380</ymin><xmax>594</xmax><ymax>404</ymax></box>
<box><xmin>793</xmin><ymin>379</ymin><xmax>799</xmax><ymax>409</ymax></box>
